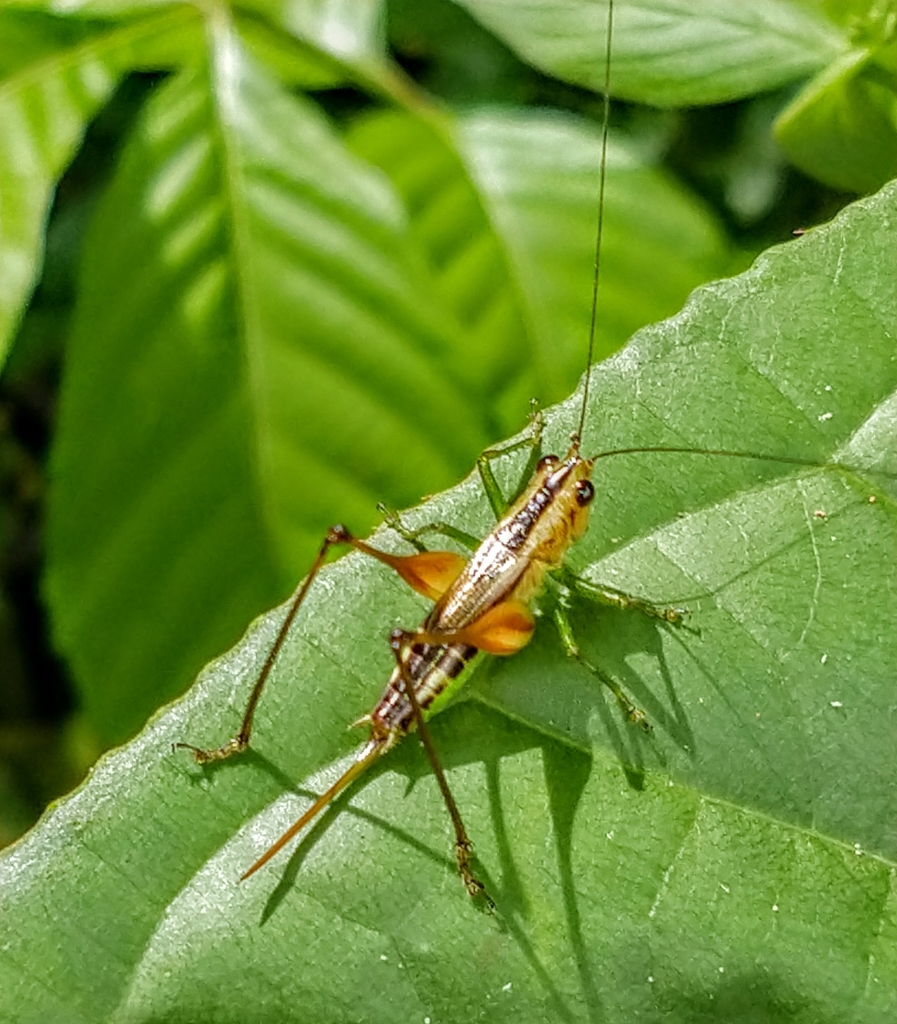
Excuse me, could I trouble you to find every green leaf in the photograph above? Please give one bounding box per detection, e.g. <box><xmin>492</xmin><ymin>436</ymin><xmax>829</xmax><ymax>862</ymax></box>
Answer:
<box><xmin>0</xmin><ymin>12</ymin><xmax>119</xmax><ymax>368</ymax></box>
<box><xmin>235</xmin><ymin>12</ymin><xmax>349</xmax><ymax>89</ymax></box>
<box><xmin>10</xmin><ymin>0</ymin><xmax>389</xmax><ymax>66</ymax></box>
<box><xmin>4</xmin><ymin>180</ymin><xmax>896</xmax><ymax>1024</ymax></box>
<box><xmin>348</xmin><ymin>106</ymin><xmax>732</xmax><ymax>430</ymax></box>
<box><xmin>451</xmin><ymin>0</ymin><xmax>845</xmax><ymax>105</ymax></box>
<box><xmin>242</xmin><ymin>0</ymin><xmax>388</xmax><ymax>65</ymax></box>
<box><xmin>775</xmin><ymin>48</ymin><xmax>897</xmax><ymax>193</ymax></box>
<box><xmin>0</xmin><ymin>6</ymin><xmax>202</xmax><ymax>368</ymax></box>
<box><xmin>0</xmin><ymin>9</ymin><xmax>103</xmax><ymax>77</ymax></box>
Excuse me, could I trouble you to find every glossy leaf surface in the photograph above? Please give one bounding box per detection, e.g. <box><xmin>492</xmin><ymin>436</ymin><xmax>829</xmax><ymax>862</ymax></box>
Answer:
<box><xmin>452</xmin><ymin>0</ymin><xmax>844</xmax><ymax>105</ymax></box>
<box><xmin>3</xmin><ymin>180</ymin><xmax>896</xmax><ymax>1024</ymax></box>
<box><xmin>0</xmin><ymin>7</ymin><xmax>199</xmax><ymax>363</ymax></box>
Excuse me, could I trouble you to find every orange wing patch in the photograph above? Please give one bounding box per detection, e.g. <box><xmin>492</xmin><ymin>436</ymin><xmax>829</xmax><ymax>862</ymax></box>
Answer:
<box><xmin>457</xmin><ymin>600</ymin><xmax>535</xmax><ymax>655</ymax></box>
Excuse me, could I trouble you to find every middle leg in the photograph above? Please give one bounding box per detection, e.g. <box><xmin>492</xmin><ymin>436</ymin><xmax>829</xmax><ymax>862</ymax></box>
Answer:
<box><xmin>551</xmin><ymin>586</ymin><xmax>650</xmax><ymax>730</ymax></box>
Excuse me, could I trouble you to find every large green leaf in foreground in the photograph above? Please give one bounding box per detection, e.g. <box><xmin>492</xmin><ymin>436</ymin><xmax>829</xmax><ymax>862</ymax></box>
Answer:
<box><xmin>2</xmin><ymin>184</ymin><xmax>896</xmax><ymax>1023</ymax></box>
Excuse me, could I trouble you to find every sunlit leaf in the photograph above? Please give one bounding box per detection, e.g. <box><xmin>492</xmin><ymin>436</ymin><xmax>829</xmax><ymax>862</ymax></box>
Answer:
<box><xmin>452</xmin><ymin>0</ymin><xmax>844</xmax><ymax>105</ymax></box>
<box><xmin>349</xmin><ymin>106</ymin><xmax>732</xmax><ymax>430</ymax></box>
<box><xmin>5</xmin><ymin>180</ymin><xmax>896</xmax><ymax>1024</ymax></box>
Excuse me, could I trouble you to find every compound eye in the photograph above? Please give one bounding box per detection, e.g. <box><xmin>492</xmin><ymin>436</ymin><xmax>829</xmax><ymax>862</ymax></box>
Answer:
<box><xmin>537</xmin><ymin>455</ymin><xmax>560</xmax><ymax>472</ymax></box>
<box><xmin>575</xmin><ymin>479</ymin><xmax>595</xmax><ymax>507</ymax></box>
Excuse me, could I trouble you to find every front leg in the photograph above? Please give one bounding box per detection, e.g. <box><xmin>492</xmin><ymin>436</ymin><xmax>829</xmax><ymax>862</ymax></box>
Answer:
<box><xmin>476</xmin><ymin>403</ymin><xmax>544</xmax><ymax>518</ymax></box>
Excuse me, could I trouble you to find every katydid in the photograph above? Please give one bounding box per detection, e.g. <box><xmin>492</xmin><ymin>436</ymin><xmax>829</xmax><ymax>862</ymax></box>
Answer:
<box><xmin>177</xmin><ymin>0</ymin><xmax>891</xmax><ymax>904</ymax></box>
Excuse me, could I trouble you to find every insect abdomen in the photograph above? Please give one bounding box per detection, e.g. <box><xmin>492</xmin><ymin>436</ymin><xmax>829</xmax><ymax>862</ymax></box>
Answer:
<box><xmin>370</xmin><ymin>642</ymin><xmax>479</xmax><ymax>741</ymax></box>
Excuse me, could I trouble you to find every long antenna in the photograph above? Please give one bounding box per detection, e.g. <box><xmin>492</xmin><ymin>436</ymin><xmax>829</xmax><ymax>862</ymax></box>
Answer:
<box><xmin>576</xmin><ymin>0</ymin><xmax>614</xmax><ymax>444</ymax></box>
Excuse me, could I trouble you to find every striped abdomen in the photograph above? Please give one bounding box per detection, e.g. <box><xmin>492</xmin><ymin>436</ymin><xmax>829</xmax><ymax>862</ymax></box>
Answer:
<box><xmin>368</xmin><ymin>640</ymin><xmax>478</xmax><ymax>746</ymax></box>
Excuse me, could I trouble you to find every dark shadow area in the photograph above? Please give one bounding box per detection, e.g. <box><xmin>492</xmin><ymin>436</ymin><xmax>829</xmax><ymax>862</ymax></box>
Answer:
<box><xmin>0</xmin><ymin>72</ymin><xmax>166</xmax><ymax>849</ymax></box>
<box><xmin>474</xmin><ymin>591</ymin><xmax>698</xmax><ymax>793</ymax></box>
<box><xmin>543</xmin><ymin>742</ymin><xmax>605</xmax><ymax>1024</ymax></box>
<box><xmin>661</xmin><ymin>967</ymin><xmax>835</xmax><ymax>1024</ymax></box>
<box><xmin>567</xmin><ymin>598</ymin><xmax>697</xmax><ymax>759</ymax></box>
<box><xmin>227</xmin><ymin>701</ymin><xmax>582</xmax><ymax>1017</ymax></box>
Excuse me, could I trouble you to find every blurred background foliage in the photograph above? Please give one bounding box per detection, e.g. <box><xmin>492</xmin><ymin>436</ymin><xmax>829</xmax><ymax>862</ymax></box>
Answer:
<box><xmin>1</xmin><ymin>0</ymin><xmax>896</xmax><ymax>851</ymax></box>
